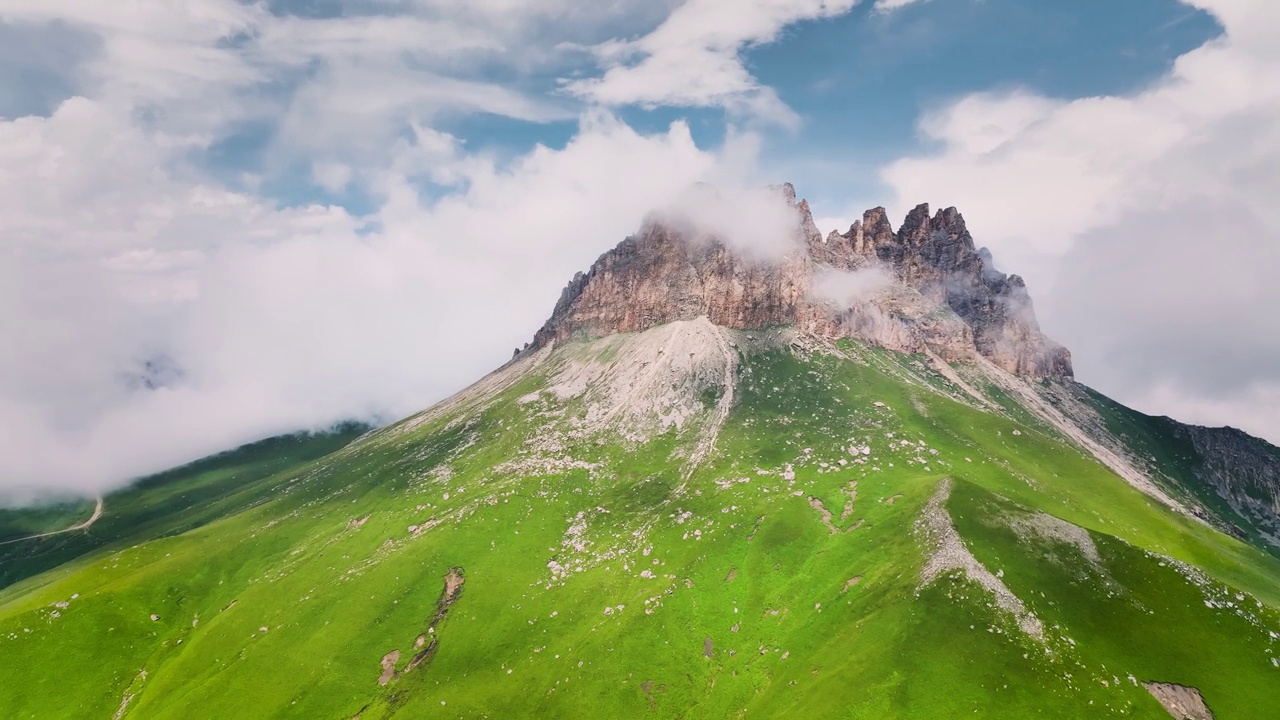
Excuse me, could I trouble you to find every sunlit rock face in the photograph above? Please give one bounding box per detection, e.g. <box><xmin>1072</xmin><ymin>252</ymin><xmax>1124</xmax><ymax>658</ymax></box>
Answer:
<box><xmin>530</xmin><ymin>183</ymin><xmax>1072</xmax><ymax>379</ymax></box>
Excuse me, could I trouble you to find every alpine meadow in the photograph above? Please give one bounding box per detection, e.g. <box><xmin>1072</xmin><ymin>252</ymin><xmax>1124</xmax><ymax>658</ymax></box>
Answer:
<box><xmin>2</xmin><ymin>187</ymin><xmax>1278</xmax><ymax>719</ymax></box>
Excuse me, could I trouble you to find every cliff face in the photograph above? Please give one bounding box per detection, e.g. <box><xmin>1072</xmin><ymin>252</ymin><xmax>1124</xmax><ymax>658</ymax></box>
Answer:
<box><xmin>1173</xmin><ymin>423</ymin><xmax>1280</xmax><ymax>546</ymax></box>
<box><xmin>531</xmin><ymin>183</ymin><xmax>1072</xmax><ymax>378</ymax></box>
<box><xmin>821</xmin><ymin>201</ymin><xmax>1073</xmax><ymax>377</ymax></box>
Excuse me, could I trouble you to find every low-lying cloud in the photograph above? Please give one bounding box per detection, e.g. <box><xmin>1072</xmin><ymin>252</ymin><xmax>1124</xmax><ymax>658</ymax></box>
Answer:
<box><xmin>810</xmin><ymin>265</ymin><xmax>896</xmax><ymax>308</ymax></box>
<box><xmin>0</xmin><ymin>99</ymin><xmax>764</xmax><ymax>503</ymax></box>
<box><xmin>652</xmin><ymin>182</ymin><xmax>805</xmax><ymax>261</ymax></box>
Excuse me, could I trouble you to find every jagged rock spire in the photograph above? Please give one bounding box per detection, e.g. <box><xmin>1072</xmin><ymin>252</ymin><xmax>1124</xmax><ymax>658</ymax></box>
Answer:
<box><xmin>530</xmin><ymin>183</ymin><xmax>1072</xmax><ymax>379</ymax></box>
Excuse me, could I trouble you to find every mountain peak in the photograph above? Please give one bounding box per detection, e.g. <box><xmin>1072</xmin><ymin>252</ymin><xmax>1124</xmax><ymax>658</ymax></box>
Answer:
<box><xmin>531</xmin><ymin>183</ymin><xmax>1071</xmax><ymax>378</ymax></box>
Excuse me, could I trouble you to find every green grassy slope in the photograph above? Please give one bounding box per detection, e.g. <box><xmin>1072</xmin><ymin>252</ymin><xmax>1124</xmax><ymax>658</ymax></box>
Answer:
<box><xmin>0</xmin><ymin>336</ymin><xmax>1276</xmax><ymax>719</ymax></box>
<box><xmin>0</xmin><ymin>423</ymin><xmax>370</xmax><ymax>592</ymax></box>
<box><xmin>1081</xmin><ymin>387</ymin><xmax>1280</xmax><ymax>555</ymax></box>
<box><xmin>0</xmin><ymin>499</ymin><xmax>99</xmax><ymax>544</ymax></box>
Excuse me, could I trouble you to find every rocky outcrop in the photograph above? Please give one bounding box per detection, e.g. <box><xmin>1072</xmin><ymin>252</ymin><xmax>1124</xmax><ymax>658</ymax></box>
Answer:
<box><xmin>815</xmin><ymin>201</ymin><xmax>1072</xmax><ymax>377</ymax></box>
<box><xmin>1171</xmin><ymin>423</ymin><xmax>1280</xmax><ymax>546</ymax></box>
<box><xmin>530</xmin><ymin>183</ymin><xmax>1072</xmax><ymax>378</ymax></box>
<box><xmin>532</xmin><ymin>222</ymin><xmax>821</xmax><ymax>347</ymax></box>
<box><xmin>1143</xmin><ymin>682</ymin><xmax>1215</xmax><ymax>720</ymax></box>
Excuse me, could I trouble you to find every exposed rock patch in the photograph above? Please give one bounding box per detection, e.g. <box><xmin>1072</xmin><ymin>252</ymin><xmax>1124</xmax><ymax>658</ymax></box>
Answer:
<box><xmin>539</xmin><ymin>318</ymin><xmax>737</xmax><ymax>447</ymax></box>
<box><xmin>1144</xmin><ymin>682</ymin><xmax>1215</xmax><ymax>720</ymax></box>
<box><xmin>1007</xmin><ymin>512</ymin><xmax>1102</xmax><ymax>566</ymax></box>
<box><xmin>1170</xmin><ymin>424</ymin><xmax>1280</xmax><ymax>544</ymax></box>
<box><xmin>375</xmin><ymin>567</ymin><xmax>465</xmax><ymax>687</ymax></box>
<box><xmin>916</xmin><ymin>479</ymin><xmax>1045</xmax><ymax>642</ymax></box>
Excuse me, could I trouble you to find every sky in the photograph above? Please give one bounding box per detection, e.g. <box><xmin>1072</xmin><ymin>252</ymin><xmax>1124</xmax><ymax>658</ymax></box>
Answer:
<box><xmin>1</xmin><ymin>0</ymin><xmax>1277</xmax><ymax>501</ymax></box>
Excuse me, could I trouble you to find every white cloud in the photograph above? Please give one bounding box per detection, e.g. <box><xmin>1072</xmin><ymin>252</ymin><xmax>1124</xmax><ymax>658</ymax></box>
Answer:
<box><xmin>565</xmin><ymin>0</ymin><xmax>860</xmax><ymax>124</ymax></box>
<box><xmin>652</xmin><ymin>181</ymin><xmax>804</xmax><ymax>261</ymax></box>
<box><xmin>872</xmin><ymin>0</ymin><xmax>929</xmax><ymax>11</ymax></box>
<box><xmin>0</xmin><ymin>96</ymin><xmax>753</xmax><ymax>498</ymax></box>
<box><xmin>811</xmin><ymin>266</ymin><xmax>895</xmax><ymax>306</ymax></box>
<box><xmin>879</xmin><ymin>0</ymin><xmax>1280</xmax><ymax>442</ymax></box>
<box><xmin>1</xmin><ymin>0</ymin><xmax>837</xmax><ymax>500</ymax></box>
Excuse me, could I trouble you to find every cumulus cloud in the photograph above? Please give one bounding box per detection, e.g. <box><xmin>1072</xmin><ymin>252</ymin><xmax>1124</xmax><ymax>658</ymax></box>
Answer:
<box><xmin>879</xmin><ymin>0</ymin><xmax>1280</xmax><ymax>441</ymax></box>
<box><xmin>2</xmin><ymin>0</ymin><xmax>800</xmax><ymax>501</ymax></box>
<box><xmin>651</xmin><ymin>181</ymin><xmax>805</xmax><ymax>261</ymax></box>
<box><xmin>564</xmin><ymin>0</ymin><xmax>860</xmax><ymax>124</ymax></box>
<box><xmin>872</xmin><ymin>0</ymin><xmax>930</xmax><ymax>12</ymax></box>
<box><xmin>0</xmin><ymin>93</ymin><xmax>760</xmax><ymax>501</ymax></box>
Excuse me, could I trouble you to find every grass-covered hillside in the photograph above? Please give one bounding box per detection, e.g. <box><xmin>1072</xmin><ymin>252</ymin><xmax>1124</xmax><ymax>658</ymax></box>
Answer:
<box><xmin>0</xmin><ymin>321</ymin><xmax>1276</xmax><ymax>719</ymax></box>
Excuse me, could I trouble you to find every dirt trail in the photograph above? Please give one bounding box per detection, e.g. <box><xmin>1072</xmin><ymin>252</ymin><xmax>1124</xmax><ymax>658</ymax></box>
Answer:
<box><xmin>0</xmin><ymin>496</ymin><xmax>103</xmax><ymax>547</ymax></box>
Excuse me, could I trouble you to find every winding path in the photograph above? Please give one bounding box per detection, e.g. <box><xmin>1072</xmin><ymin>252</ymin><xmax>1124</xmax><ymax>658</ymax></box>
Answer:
<box><xmin>0</xmin><ymin>496</ymin><xmax>103</xmax><ymax>546</ymax></box>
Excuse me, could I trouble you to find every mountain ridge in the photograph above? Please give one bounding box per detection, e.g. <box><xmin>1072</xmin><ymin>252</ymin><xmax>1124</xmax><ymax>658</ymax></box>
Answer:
<box><xmin>529</xmin><ymin>183</ymin><xmax>1071</xmax><ymax>379</ymax></box>
<box><xmin>519</xmin><ymin>182</ymin><xmax>1278</xmax><ymax>549</ymax></box>
<box><xmin>3</xmin><ymin>185</ymin><xmax>1280</xmax><ymax>718</ymax></box>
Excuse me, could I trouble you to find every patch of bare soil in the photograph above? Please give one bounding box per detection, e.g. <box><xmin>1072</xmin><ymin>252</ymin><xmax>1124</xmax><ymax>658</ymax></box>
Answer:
<box><xmin>406</xmin><ymin>567</ymin><xmax>466</xmax><ymax>672</ymax></box>
<box><xmin>843</xmin><ymin>576</ymin><xmax>863</xmax><ymax>592</ymax></box>
<box><xmin>703</xmin><ymin>637</ymin><xmax>714</xmax><ymax>658</ymax></box>
<box><xmin>1144</xmin><ymin>682</ymin><xmax>1215</xmax><ymax>720</ymax></box>
<box><xmin>725</xmin><ymin>568</ymin><xmax>737</xmax><ymax>582</ymax></box>
<box><xmin>377</xmin><ymin>651</ymin><xmax>400</xmax><ymax>686</ymax></box>
<box><xmin>808</xmin><ymin>482</ymin><xmax>863</xmax><ymax>534</ymax></box>
<box><xmin>746</xmin><ymin>516</ymin><xmax>765</xmax><ymax>543</ymax></box>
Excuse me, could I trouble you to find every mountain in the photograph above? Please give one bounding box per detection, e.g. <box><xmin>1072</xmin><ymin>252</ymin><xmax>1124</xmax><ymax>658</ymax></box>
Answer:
<box><xmin>2</xmin><ymin>185</ymin><xmax>1279</xmax><ymax>719</ymax></box>
<box><xmin>530</xmin><ymin>184</ymin><xmax>1071</xmax><ymax>379</ymax></box>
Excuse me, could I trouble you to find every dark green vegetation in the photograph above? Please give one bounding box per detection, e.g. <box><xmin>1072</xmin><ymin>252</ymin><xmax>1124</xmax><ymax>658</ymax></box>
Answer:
<box><xmin>0</xmin><ymin>330</ymin><xmax>1276</xmax><ymax>719</ymax></box>
<box><xmin>0</xmin><ymin>423</ymin><xmax>370</xmax><ymax>590</ymax></box>
<box><xmin>0</xmin><ymin>498</ymin><xmax>99</xmax><ymax>545</ymax></box>
<box><xmin>1082</xmin><ymin>387</ymin><xmax>1280</xmax><ymax>556</ymax></box>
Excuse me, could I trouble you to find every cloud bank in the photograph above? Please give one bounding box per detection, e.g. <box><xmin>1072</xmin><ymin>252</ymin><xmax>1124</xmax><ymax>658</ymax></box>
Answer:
<box><xmin>0</xmin><ymin>96</ymin><xmax>759</xmax><ymax>501</ymax></box>
<box><xmin>2</xmin><ymin>0</ymin><xmax>1277</xmax><ymax>504</ymax></box>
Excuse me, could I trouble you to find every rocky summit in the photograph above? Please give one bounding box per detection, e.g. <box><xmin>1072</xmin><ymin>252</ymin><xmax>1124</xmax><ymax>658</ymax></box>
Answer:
<box><xmin>532</xmin><ymin>183</ymin><xmax>1071</xmax><ymax>378</ymax></box>
<box><xmin>2</xmin><ymin>184</ymin><xmax>1280</xmax><ymax>719</ymax></box>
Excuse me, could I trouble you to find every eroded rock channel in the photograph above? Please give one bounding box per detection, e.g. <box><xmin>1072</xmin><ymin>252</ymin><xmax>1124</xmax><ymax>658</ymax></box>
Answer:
<box><xmin>376</xmin><ymin>566</ymin><xmax>466</xmax><ymax>687</ymax></box>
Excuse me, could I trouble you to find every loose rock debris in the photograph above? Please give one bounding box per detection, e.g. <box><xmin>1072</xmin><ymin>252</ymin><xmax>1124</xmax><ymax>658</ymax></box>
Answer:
<box><xmin>1144</xmin><ymin>682</ymin><xmax>1215</xmax><ymax>720</ymax></box>
<box><xmin>916</xmin><ymin>479</ymin><xmax>1045</xmax><ymax>642</ymax></box>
